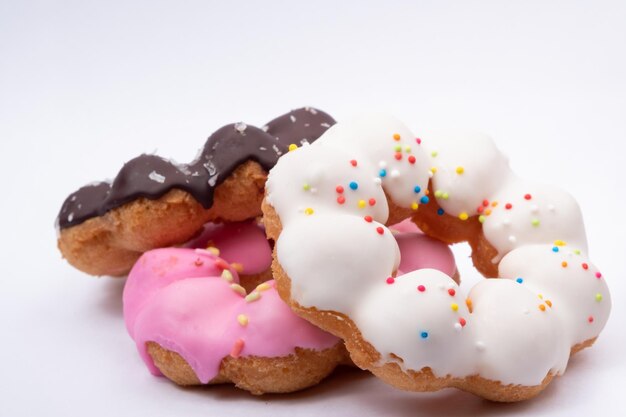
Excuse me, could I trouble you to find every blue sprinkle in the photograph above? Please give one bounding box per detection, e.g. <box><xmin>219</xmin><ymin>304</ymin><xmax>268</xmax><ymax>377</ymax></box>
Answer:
<box><xmin>516</xmin><ymin>278</ymin><xmax>524</xmax><ymax>284</ymax></box>
<box><xmin>414</xmin><ymin>185</ymin><xmax>421</xmax><ymax>193</ymax></box>
<box><xmin>420</xmin><ymin>196</ymin><xmax>430</xmax><ymax>204</ymax></box>
<box><xmin>349</xmin><ymin>181</ymin><xmax>358</xmax><ymax>190</ymax></box>
<box><xmin>552</xmin><ymin>246</ymin><xmax>559</xmax><ymax>252</ymax></box>
<box><xmin>420</xmin><ymin>331</ymin><xmax>429</xmax><ymax>339</ymax></box>
<box><xmin>437</xmin><ymin>208</ymin><xmax>445</xmax><ymax>216</ymax></box>
<box><xmin>379</xmin><ymin>169</ymin><xmax>387</xmax><ymax>178</ymax></box>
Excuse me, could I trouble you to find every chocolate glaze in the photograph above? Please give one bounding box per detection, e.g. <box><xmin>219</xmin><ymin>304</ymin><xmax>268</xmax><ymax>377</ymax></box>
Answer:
<box><xmin>58</xmin><ymin>107</ymin><xmax>335</xmax><ymax>229</ymax></box>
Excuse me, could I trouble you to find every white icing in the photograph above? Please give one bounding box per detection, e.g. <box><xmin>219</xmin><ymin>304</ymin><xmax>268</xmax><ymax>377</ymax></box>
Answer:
<box><xmin>266</xmin><ymin>114</ymin><xmax>611</xmax><ymax>387</ymax></box>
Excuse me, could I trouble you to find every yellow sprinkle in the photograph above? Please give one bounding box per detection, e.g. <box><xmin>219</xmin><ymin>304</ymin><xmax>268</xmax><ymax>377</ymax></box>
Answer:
<box><xmin>451</xmin><ymin>303</ymin><xmax>459</xmax><ymax>311</ymax></box>
<box><xmin>393</xmin><ymin>133</ymin><xmax>401</xmax><ymax>141</ymax></box>
<box><xmin>245</xmin><ymin>291</ymin><xmax>261</xmax><ymax>303</ymax></box>
<box><xmin>485</xmin><ymin>208</ymin><xmax>492</xmax><ymax>216</ymax></box>
<box><xmin>230</xmin><ymin>284</ymin><xmax>246</xmax><ymax>296</ymax></box>
<box><xmin>237</xmin><ymin>314</ymin><xmax>248</xmax><ymax>326</ymax></box>
<box><xmin>405</xmin><ymin>145</ymin><xmax>411</xmax><ymax>152</ymax></box>
<box><xmin>221</xmin><ymin>270</ymin><xmax>234</xmax><ymax>282</ymax></box>
<box><xmin>442</xmin><ymin>192</ymin><xmax>449</xmax><ymax>200</ymax></box>
<box><xmin>411</xmin><ymin>202</ymin><xmax>419</xmax><ymax>211</ymax></box>
<box><xmin>231</xmin><ymin>263</ymin><xmax>244</xmax><ymax>273</ymax></box>
<box><xmin>595</xmin><ymin>293</ymin><xmax>603</xmax><ymax>302</ymax></box>
<box><xmin>456</xmin><ymin>166</ymin><xmax>464</xmax><ymax>174</ymax></box>
<box><xmin>288</xmin><ymin>144</ymin><xmax>298</xmax><ymax>152</ymax></box>
<box><xmin>430</xmin><ymin>167</ymin><xmax>437</xmax><ymax>174</ymax></box>
<box><xmin>431</xmin><ymin>151</ymin><xmax>438</xmax><ymax>157</ymax></box>
<box><xmin>539</xmin><ymin>304</ymin><xmax>546</xmax><ymax>312</ymax></box>
<box><xmin>478</xmin><ymin>215</ymin><xmax>486</xmax><ymax>223</ymax></box>
<box><xmin>304</xmin><ymin>207</ymin><xmax>314</xmax><ymax>215</ymax></box>
<box><xmin>491</xmin><ymin>201</ymin><xmax>498</xmax><ymax>207</ymax></box>
<box><xmin>458</xmin><ymin>212</ymin><xmax>469</xmax><ymax>221</ymax></box>
<box><xmin>358</xmin><ymin>199</ymin><xmax>366</xmax><ymax>209</ymax></box>
<box><xmin>538</xmin><ymin>294</ymin><xmax>544</xmax><ymax>299</ymax></box>
<box><xmin>434</xmin><ymin>190</ymin><xmax>443</xmax><ymax>198</ymax></box>
<box><xmin>554</xmin><ymin>240</ymin><xmax>567</xmax><ymax>247</ymax></box>
<box><xmin>206</xmin><ymin>246</ymin><xmax>220</xmax><ymax>256</ymax></box>
<box><xmin>256</xmin><ymin>282</ymin><xmax>272</xmax><ymax>292</ymax></box>
<box><xmin>303</xmin><ymin>183</ymin><xmax>310</xmax><ymax>191</ymax></box>
<box><xmin>574</xmin><ymin>249</ymin><xmax>581</xmax><ymax>255</ymax></box>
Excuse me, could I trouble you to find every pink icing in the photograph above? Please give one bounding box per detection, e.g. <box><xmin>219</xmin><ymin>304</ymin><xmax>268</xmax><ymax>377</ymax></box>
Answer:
<box><xmin>391</xmin><ymin>220</ymin><xmax>457</xmax><ymax>278</ymax></box>
<box><xmin>183</xmin><ymin>221</ymin><xmax>272</xmax><ymax>275</ymax></box>
<box><xmin>123</xmin><ymin>249</ymin><xmax>339</xmax><ymax>383</ymax></box>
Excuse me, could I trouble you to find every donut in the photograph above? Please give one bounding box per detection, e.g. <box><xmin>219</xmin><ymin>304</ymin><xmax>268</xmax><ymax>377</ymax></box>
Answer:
<box><xmin>124</xmin><ymin>219</ymin><xmax>457</xmax><ymax>394</ymax></box>
<box><xmin>123</xmin><ymin>247</ymin><xmax>345</xmax><ymax>394</ymax></box>
<box><xmin>56</xmin><ymin>107</ymin><xmax>335</xmax><ymax>277</ymax></box>
<box><xmin>262</xmin><ymin>114</ymin><xmax>611</xmax><ymax>402</ymax></box>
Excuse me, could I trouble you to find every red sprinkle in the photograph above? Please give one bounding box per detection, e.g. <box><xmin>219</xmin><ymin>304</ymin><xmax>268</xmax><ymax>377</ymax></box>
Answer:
<box><xmin>588</xmin><ymin>316</ymin><xmax>594</xmax><ymax>323</ymax></box>
<box><xmin>459</xmin><ymin>317</ymin><xmax>467</xmax><ymax>327</ymax></box>
<box><xmin>376</xmin><ymin>227</ymin><xmax>384</xmax><ymax>235</ymax></box>
<box><xmin>482</xmin><ymin>200</ymin><xmax>489</xmax><ymax>207</ymax></box>
<box><xmin>386</xmin><ymin>277</ymin><xmax>395</xmax><ymax>284</ymax></box>
<box><xmin>505</xmin><ymin>203</ymin><xmax>513</xmax><ymax>210</ymax></box>
<box><xmin>336</xmin><ymin>185</ymin><xmax>344</xmax><ymax>194</ymax></box>
<box><xmin>448</xmin><ymin>288</ymin><xmax>456</xmax><ymax>296</ymax></box>
<box><xmin>417</xmin><ymin>285</ymin><xmax>426</xmax><ymax>292</ymax></box>
<box><xmin>215</xmin><ymin>259</ymin><xmax>230</xmax><ymax>270</ymax></box>
<box><xmin>337</xmin><ymin>196</ymin><xmax>346</xmax><ymax>204</ymax></box>
<box><xmin>477</xmin><ymin>206</ymin><xmax>484</xmax><ymax>214</ymax></box>
<box><xmin>524</xmin><ymin>194</ymin><xmax>532</xmax><ymax>200</ymax></box>
<box><xmin>350</xmin><ymin>159</ymin><xmax>357</xmax><ymax>167</ymax></box>
<box><xmin>364</xmin><ymin>215</ymin><xmax>373</xmax><ymax>223</ymax></box>
<box><xmin>595</xmin><ymin>272</ymin><xmax>602</xmax><ymax>279</ymax></box>
<box><xmin>394</xmin><ymin>152</ymin><xmax>402</xmax><ymax>160</ymax></box>
<box><xmin>369</xmin><ymin>198</ymin><xmax>376</xmax><ymax>206</ymax></box>
<box><xmin>582</xmin><ymin>263</ymin><xmax>589</xmax><ymax>270</ymax></box>
<box><xmin>408</xmin><ymin>155</ymin><xmax>416</xmax><ymax>164</ymax></box>
<box><xmin>416</xmin><ymin>138</ymin><xmax>422</xmax><ymax>144</ymax></box>
<box><xmin>230</xmin><ymin>339</ymin><xmax>245</xmax><ymax>358</ymax></box>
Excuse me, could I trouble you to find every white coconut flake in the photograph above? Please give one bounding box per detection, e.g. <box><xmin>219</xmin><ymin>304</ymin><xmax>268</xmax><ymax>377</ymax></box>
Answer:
<box><xmin>290</xmin><ymin>115</ymin><xmax>296</xmax><ymax>123</ymax></box>
<box><xmin>235</xmin><ymin>122</ymin><xmax>247</xmax><ymax>133</ymax></box>
<box><xmin>148</xmin><ymin>171</ymin><xmax>166</xmax><ymax>183</ymax></box>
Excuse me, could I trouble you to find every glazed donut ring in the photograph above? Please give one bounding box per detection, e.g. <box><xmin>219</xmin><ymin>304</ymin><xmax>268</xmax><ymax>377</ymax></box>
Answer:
<box><xmin>56</xmin><ymin>107</ymin><xmax>335</xmax><ymax>276</ymax></box>
<box><xmin>263</xmin><ymin>114</ymin><xmax>611</xmax><ymax>402</ymax></box>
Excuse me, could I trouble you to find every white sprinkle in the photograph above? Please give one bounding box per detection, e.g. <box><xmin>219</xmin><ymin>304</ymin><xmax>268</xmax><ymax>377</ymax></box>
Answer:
<box><xmin>68</xmin><ymin>212</ymin><xmax>74</xmax><ymax>223</ymax></box>
<box><xmin>290</xmin><ymin>115</ymin><xmax>296</xmax><ymax>123</ymax></box>
<box><xmin>508</xmin><ymin>235</ymin><xmax>517</xmax><ymax>243</ymax></box>
<box><xmin>454</xmin><ymin>323</ymin><xmax>463</xmax><ymax>332</ymax></box>
<box><xmin>321</xmin><ymin>122</ymin><xmax>331</xmax><ymax>128</ymax></box>
<box><xmin>304</xmin><ymin>123</ymin><xmax>310</xmax><ymax>127</ymax></box>
<box><xmin>300</xmin><ymin>138</ymin><xmax>309</xmax><ymax>145</ymax></box>
<box><xmin>390</xmin><ymin>169</ymin><xmax>400</xmax><ymax>178</ymax></box>
<box><xmin>261</xmin><ymin>125</ymin><xmax>269</xmax><ymax>132</ymax></box>
<box><xmin>305</xmin><ymin>107</ymin><xmax>318</xmax><ymax>115</ymax></box>
<box><xmin>234</xmin><ymin>122</ymin><xmax>247</xmax><ymax>133</ymax></box>
<box><xmin>530</xmin><ymin>204</ymin><xmax>539</xmax><ymax>213</ymax></box>
<box><xmin>259</xmin><ymin>146</ymin><xmax>267</xmax><ymax>151</ymax></box>
<box><xmin>208</xmin><ymin>174</ymin><xmax>218</xmax><ymax>187</ymax></box>
<box><xmin>148</xmin><ymin>171</ymin><xmax>166</xmax><ymax>184</ymax></box>
<box><xmin>272</xmin><ymin>144</ymin><xmax>282</xmax><ymax>156</ymax></box>
<box><xmin>428</xmin><ymin>170</ymin><xmax>434</xmax><ymax>178</ymax></box>
<box><xmin>77</xmin><ymin>204</ymin><xmax>82</xmax><ymax>210</ymax></box>
<box><xmin>378</xmin><ymin>161</ymin><xmax>387</xmax><ymax>169</ymax></box>
<box><xmin>476</xmin><ymin>341</ymin><xmax>486</xmax><ymax>351</ymax></box>
<box><xmin>70</xmin><ymin>195</ymin><xmax>77</xmax><ymax>202</ymax></box>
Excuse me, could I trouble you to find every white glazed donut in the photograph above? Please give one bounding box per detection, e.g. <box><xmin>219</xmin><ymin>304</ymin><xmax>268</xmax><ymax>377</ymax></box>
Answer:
<box><xmin>262</xmin><ymin>114</ymin><xmax>611</xmax><ymax>402</ymax></box>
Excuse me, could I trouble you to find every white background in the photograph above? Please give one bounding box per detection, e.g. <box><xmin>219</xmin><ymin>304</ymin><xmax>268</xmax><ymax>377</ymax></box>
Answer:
<box><xmin>1</xmin><ymin>1</ymin><xmax>625</xmax><ymax>416</ymax></box>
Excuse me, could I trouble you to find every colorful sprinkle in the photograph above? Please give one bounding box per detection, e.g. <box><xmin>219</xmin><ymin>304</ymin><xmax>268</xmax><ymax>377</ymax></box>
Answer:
<box><xmin>414</xmin><ymin>185</ymin><xmax>422</xmax><ymax>193</ymax></box>
<box><xmin>438</xmin><ymin>208</ymin><xmax>445</xmax><ymax>216</ymax></box>
<box><xmin>561</xmin><ymin>261</ymin><xmax>568</xmax><ymax>268</ymax></box>
<box><xmin>408</xmin><ymin>155</ymin><xmax>416</xmax><ymax>164</ymax></box>
<box><xmin>431</xmin><ymin>151</ymin><xmax>438</xmax><ymax>157</ymax></box>
<box><xmin>456</xmin><ymin>166</ymin><xmax>464</xmax><ymax>174</ymax></box>
<box><xmin>350</xmin><ymin>159</ymin><xmax>357</xmax><ymax>167</ymax></box>
<box><xmin>230</xmin><ymin>284</ymin><xmax>246</xmax><ymax>297</ymax></box>
<box><xmin>448</xmin><ymin>288</ymin><xmax>456</xmax><ymax>296</ymax></box>
<box><xmin>405</xmin><ymin>146</ymin><xmax>412</xmax><ymax>152</ymax></box>
<box><xmin>459</xmin><ymin>318</ymin><xmax>467</xmax><ymax>327</ymax></box>
<box><xmin>231</xmin><ymin>263</ymin><xmax>243</xmax><ymax>273</ymax></box>
<box><xmin>394</xmin><ymin>144</ymin><xmax>402</xmax><ymax>152</ymax></box>
<box><xmin>505</xmin><ymin>203</ymin><xmax>513</xmax><ymax>210</ymax></box>
<box><xmin>420</xmin><ymin>331</ymin><xmax>429</xmax><ymax>339</ymax></box>
<box><xmin>416</xmin><ymin>137</ymin><xmax>422</xmax><ymax>144</ymax></box>
<box><xmin>531</xmin><ymin>218</ymin><xmax>540</xmax><ymax>227</ymax></box>
<box><xmin>358</xmin><ymin>200</ymin><xmax>366</xmax><ymax>209</ymax></box>
<box><xmin>417</xmin><ymin>285</ymin><xmax>426</xmax><ymax>292</ymax></box>
<box><xmin>394</xmin><ymin>152</ymin><xmax>402</xmax><ymax>160</ymax></box>
<box><xmin>420</xmin><ymin>196</ymin><xmax>430</xmax><ymax>204</ymax></box>
<box><xmin>596</xmin><ymin>293</ymin><xmax>603</xmax><ymax>302</ymax></box>
<box><xmin>466</xmin><ymin>298</ymin><xmax>473</xmax><ymax>311</ymax></box>
<box><xmin>376</xmin><ymin>227</ymin><xmax>384</xmax><ymax>235</ymax></box>
<box><xmin>304</xmin><ymin>207</ymin><xmax>314</xmax><ymax>215</ymax></box>
<box><xmin>369</xmin><ymin>198</ymin><xmax>376</xmax><ymax>206</ymax></box>
<box><xmin>237</xmin><ymin>314</ymin><xmax>248</xmax><ymax>326</ymax></box>
<box><xmin>393</xmin><ymin>133</ymin><xmax>401</xmax><ymax>141</ymax></box>
<box><xmin>582</xmin><ymin>263</ymin><xmax>589</xmax><ymax>270</ymax></box>
<box><xmin>288</xmin><ymin>144</ymin><xmax>298</xmax><ymax>152</ymax></box>
<box><xmin>524</xmin><ymin>194</ymin><xmax>532</xmax><ymax>200</ymax></box>
<box><xmin>442</xmin><ymin>192</ymin><xmax>449</xmax><ymax>200</ymax></box>
<box><xmin>230</xmin><ymin>339</ymin><xmax>245</xmax><ymax>358</ymax></box>
<box><xmin>588</xmin><ymin>316</ymin><xmax>594</xmax><ymax>323</ymax></box>
<box><xmin>516</xmin><ymin>277</ymin><xmax>523</xmax><ymax>284</ymax></box>
<box><xmin>552</xmin><ymin>246</ymin><xmax>559</xmax><ymax>252</ymax></box>
<box><xmin>459</xmin><ymin>212</ymin><xmax>469</xmax><ymax>221</ymax></box>
<box><xmin>364</xmin><ymin>215</ymin><xmax>373</xmax><ymax>223</ymax></box>
<box><xmin>478</xmin><ymin>215</ymin><xmax>486</xmax><ymax>223</ymax></box>
<box><xmin>595</xmin><ymin>272</ymin><xmax>602</xmax><ymax>279</ymax></box>
<box><xmin>386</xmin><ymin>277</ymin><xmax>395</xmax><ymax>284</ymax></box>
<box><xmin>545</xmin><ymin>300</ymin><xmax>552</xmax><ymax>307</ymax></box>
<box><xmin>221</xmin><ymin>270</ymin><xmax>234</xmax><ymax>282</ymax></box>
<box><xmin>337</xmin><ymin>196</ymin><xmax>346</xmax><ymax>204</ymax></box>
<box><xmin>411</xmin><ymin>202</ymin><xmax>419</xmax><ymax>211</ymax></box>
<box><xmin>554</xmin><ymin>240</ymin><xmax>566</xmax><ymax>246</ymax></box>
<box><xmin>336</xmin><ymin>185</ymin><xmax>344</xmax><ymax>193</ymax></box>
<box><xmin>539</xmin><ymin>304</ymin><xmax>546</xmax><ymax>312</ymax></box>
<box><xmin>451</xmin><ymin>303</ymin><xmax>459</xmax><ymax>311</ymax></box>
<box><xmin>349</xmin><ymin>181</ymin><xmax>358</xmax><ymax>190</ymax></box>
<box><xmin>245</xmin><ymin>291</ymin><xmax>261</xmax><ymax>303</ymax></box>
